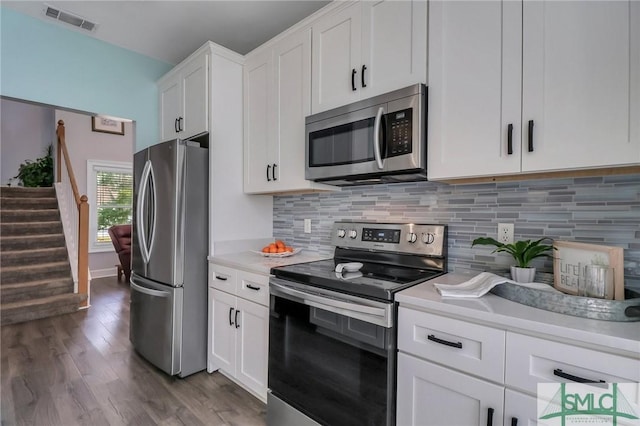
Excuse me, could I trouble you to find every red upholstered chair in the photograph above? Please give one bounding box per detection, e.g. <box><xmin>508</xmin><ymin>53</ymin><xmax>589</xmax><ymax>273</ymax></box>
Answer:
<box><xmin>108</xmin><ymin>224</ymin><xmax>132</xmax><ymax>282</ymax></box>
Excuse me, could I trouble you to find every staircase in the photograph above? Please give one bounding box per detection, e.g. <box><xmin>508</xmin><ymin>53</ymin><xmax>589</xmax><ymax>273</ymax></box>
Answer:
<box><xmin>1</xmin><ymin>186</ymin><xmax>86</xmax><ymax>325</ymax></box>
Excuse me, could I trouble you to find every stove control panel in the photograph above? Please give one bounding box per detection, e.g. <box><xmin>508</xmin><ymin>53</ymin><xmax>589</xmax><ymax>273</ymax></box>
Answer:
<box><xmin>332</xmin><ymin>222</ymin><xmax>447</xmax><ymax>256</ymax></box>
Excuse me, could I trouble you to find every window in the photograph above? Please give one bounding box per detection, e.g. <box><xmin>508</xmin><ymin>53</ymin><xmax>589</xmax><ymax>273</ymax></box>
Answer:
<box><xmin>87</xmin><ymin>160</ymin><xmax>133</xmax><ymax>252</ymax></box>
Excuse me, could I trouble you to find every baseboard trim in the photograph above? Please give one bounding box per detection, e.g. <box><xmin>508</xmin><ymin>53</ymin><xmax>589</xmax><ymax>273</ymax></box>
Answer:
<box><xmin>90</xmin><ymin>267</ymin><xmax>117</xmax><ymax>278</ymax></box>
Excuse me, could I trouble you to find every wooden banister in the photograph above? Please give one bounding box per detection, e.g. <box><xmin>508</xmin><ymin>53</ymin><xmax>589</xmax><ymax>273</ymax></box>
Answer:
<box><xmin>56</xmin><ymin>120</ymin><xmax>90</xmax><ymax>308</ymax></box>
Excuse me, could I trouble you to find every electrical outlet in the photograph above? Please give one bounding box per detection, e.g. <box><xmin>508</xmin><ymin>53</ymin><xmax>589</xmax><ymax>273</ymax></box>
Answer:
<box><xmin>498</xmin><ymin>223</ymin><xmax>514</xmax><ymax>244</ymax></box>
<box><xmin>304</xmin><ymin>218</ymin><xmax>312</xmax><ymax>234</ymax></box>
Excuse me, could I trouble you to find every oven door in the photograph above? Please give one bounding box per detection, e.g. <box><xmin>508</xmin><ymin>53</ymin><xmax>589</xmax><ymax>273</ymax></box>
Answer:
<box><xmin>268</xmin><ymin>278</ymin><xmax>396</xmax><ymax>426</ymax></box>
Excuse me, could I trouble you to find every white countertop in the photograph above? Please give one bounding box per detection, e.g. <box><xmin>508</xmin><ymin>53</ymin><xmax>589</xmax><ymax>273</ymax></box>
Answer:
<box><xmin>209</xmin><ymin>250</ymin><xmax>331</xmax><ymax>276</ymax></box>
<box><xmin>397</xmin><ymin>273</ymin><xmax>640</xmax><ymax>358</ymax></box>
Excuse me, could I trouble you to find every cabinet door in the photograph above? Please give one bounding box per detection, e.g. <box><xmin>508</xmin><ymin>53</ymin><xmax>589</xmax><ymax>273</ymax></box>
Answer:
<box><xmin>181</xmin><ymin>52</ymin><xmax>209</xmax><ymax>140</ymax></box>
<box><xmin>235</xmin><ymin>297</ymin><xmax>269</xmax><ymax>400</ymax></box>
<box><xmin>272</xmin><ymin>28</ymin><xmax>312</xmax><ymax>191</ymax></box>
<box><xmin>311</xmin><ymin>2</ymin><xmax>362</xmax><ymax>114</ymax></box>
<box><xmin>522</xmin><ymin>1</ymin><xmax>640</xmax><ymax>171</ymax></box>
<box><xmin>208</xmin><ymin>289</ymin><xmax>236</xmax><ymax>374</ymax></box>
<box><xmin>159</xmin><ymin>77</ymin><xmax>181</xmax><ymax>141</ymax></box>
<box><xmin>360</xmin><ymin>0</ymin><xmax>427</xmax><ymax>98</ymax></box>
<box><xmin>243</xmin><ymin>49</ymin><xmax>273</xmax><ymax>193</ymax></box>
<box><xmin>504</xmin><ymin>390</ymin><xmax>538</xmax><ymax>426</ymax></box>
<box><xmin>428</xmin><ymin>0</ymin><xmax>522</xmax><ymax>180</ymax></box>
<box><xmin>397</xmin><ymin>352</ymin><xmax>504</xmax><ymax>426</ymax></box>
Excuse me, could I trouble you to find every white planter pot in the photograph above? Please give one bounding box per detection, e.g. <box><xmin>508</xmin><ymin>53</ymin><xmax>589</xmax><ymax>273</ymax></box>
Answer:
<box><xmin>510</xmin><ymin>266</ymin><xmax>536</xmax><ymax>283</ymax></box>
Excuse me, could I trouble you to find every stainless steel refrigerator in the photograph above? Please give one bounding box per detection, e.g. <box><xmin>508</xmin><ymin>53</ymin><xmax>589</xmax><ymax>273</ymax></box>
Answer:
<box><xmin>130</xmin><ymin>138</ymin><xmax>208</xmax><ymax>377</ymax></box>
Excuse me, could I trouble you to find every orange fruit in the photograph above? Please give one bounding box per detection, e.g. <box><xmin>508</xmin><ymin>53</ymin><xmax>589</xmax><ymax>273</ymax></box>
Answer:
<box><xmin>285</xmin><ymin>246</ymin><xmax>294</xmax><ymax>252</ymax></box>
<box><xmin>268</xmin><ymin>246</ymin><xmax>277</xmax><ymax>253</ymax></box>
<box><xmin>275</xmin><ymin>240</ymin><xmax>285</xmax><ymax>248</ymax></box>
<box><xmin>261</xmin><ymin>246</ymin><xmax>270</xmax><ymax>253</ymax></box>
<box><xmin>276</xmin><ymin>247</ymin><xmax>286</xmax><ymax>253</ymax></box>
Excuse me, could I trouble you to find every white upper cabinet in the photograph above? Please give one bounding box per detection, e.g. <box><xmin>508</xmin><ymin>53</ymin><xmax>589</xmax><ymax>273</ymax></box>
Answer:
<box><xmin>428</xmin><ymin>0</ymin><xmax>640</xmax><ymax>180</ymax></box>
<box><xmin>243</xmin><ymin>28</ymin><xmax>337</xmax><ymax>194</ymax></box>
<box><xmin>158</xmin><ymin>52</ymin><xmax>208</xmax><ymax>141</ymax></box>
<box><xmin>311</xmin><ymin>2</ymin><xmax>362</xmax><ymax>114</ymax></box>
<box><xmin>521</xmin><ymin>1</ymin><xmax>640</xmax><ymax>172</ymax></box>
<box><xmin>311</xmin><ymin>0</ymin><xmax>427</xmax><ymax>114</ymax></box>
<box><xmin>243</xmin><ymin>48</ymin><xmax>273</xmax><ymax>193</ymax></box>
<box><xmin>428</xmin><ymin>1</ymin><xmax>522</xmax><ymax>179</ymax></box>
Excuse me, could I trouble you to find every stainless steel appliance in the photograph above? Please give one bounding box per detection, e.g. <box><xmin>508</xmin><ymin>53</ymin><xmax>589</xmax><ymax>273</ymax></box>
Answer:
<box><xmin>130</xmin><ymin>138</ymin><xmax>208</xmax><ymax>377</ymax></box>
<box><xmin>305</xmin><ymin>84</ymin><xmax>427</xmax><ymax>186</ymax></box>
<box><xmin>267</xmin><ymin>221</ymin><xmax>447</xmax><ymax>426</ymax></box>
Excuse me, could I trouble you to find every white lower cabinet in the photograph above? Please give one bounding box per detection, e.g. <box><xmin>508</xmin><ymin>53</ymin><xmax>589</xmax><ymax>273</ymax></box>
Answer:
<box><xmin>397</xmin><ymin>352</ymin><xmax>504</xmax><ymax>426</ymax></box>
<box><xmin>397</xmin><ymin>306</ymin><xmax>640</xmax><ymax>426</ymax></box>
<box><xmin>504</xmin><ymin>390</ymin><xmax>538</xmax><ymax>426</ymax></box>
<box><xmin>208</xmin><ymin>264</ymin><xmax>269</xmax><ymax>402</ymax></box>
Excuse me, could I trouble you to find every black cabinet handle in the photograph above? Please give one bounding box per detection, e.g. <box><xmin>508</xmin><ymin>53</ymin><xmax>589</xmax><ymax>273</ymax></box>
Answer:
<box><xmin>553</xmin><ymin>369</ymin><xmax>606</xmax><ymax>387</ymax></box>
<box><xmin>511</xmin><ymin>417</ymin><xmax>518</xmax><ymax>426</ymax></box>
<box><xmin>215</xmin><ymin>275</ymin><xmax>228</xmax><ymax>281</ymax></box>
<box><xmin>528</xmin><ymin>120</ymin><xmax>534</xmax><ymax>152</ymax></box>
<box><xmin>266</xmin><ymin>164</ymin><xmax>271</xmax><ymax>182</ymax></box>
<box><xmin>174</xmin><ymin>118</ymin><xmax>179</xmax><ymax>133</ymax></box>
<box><xmin>487</xmin><ymin>408</ymin><xmax>494</xmax><ymax>426</ymax></box>
<box><xmin>235</xmin><ymin>310</ymin><xmax>240</xmax><ymax>328</ymax></box>
<box><xmin>352</xmin><ymin>68</ymin><xmax>357</xmax><ymax>91</ymax></box>
<box><xmin>178</xmin><ymin>117</ymin><xmax>184</xmax><ymax>132</ymax></box>
<box><xmin>228</xmin><ymin>307</ymin><xmax>234</xmax><ymax>327</ymax></box>
<box><xmin>246</xmin><ymin>284</ymin><xmax>261</xmax><ymax>291</ymax></box>
<box><xmin>361</xmin><ymin>65</ymin><xmax>367</xmax><ymax>88</ymax></box>
<box><xmin>272</xmin><ymin>163</ymin><xmax>277</xmax><ymax>181</ymax></box>
<box><xmin>507</xmin><ymin>123</ymin><xmax>513</xmax><ymax>155</ymax></box>
<box><xmin>427</xmin><ymin>334</ymin><xmax>462</xmax><ymax>349</ymax></box>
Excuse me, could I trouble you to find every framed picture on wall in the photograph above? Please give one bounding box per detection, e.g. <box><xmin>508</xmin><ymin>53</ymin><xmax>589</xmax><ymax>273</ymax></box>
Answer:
<box><xmin>553</xmin><ymin>241</ymin><xmax>624</xmax><ymax>300</ymax></box>
<box><xmin>92</xmin><ymin>116</ymin><xmax>124</xmax><ymax>135</ymax></box>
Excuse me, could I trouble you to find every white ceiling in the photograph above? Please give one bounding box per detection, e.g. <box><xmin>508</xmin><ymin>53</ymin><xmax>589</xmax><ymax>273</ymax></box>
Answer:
<box><xmin>2</xmin><ymin>0</ymin><xmax>331</xmax><ymax>64</ymax></box>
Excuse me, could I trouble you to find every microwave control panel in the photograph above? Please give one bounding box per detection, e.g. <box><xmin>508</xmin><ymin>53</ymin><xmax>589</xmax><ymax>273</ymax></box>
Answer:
<box><xmin>386</xmin><ymin>108</ymin><xmax>412</xmax><ymax>158</ymax></box>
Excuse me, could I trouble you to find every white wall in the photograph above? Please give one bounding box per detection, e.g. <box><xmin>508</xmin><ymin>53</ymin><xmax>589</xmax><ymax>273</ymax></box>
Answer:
<box><xmin>54</xmin><ymin>109</ymin><xmax>134</xmax><ymax>275</ymax></box>
<box><xmin>1</xmin><ymin>98</ymin><xmax>55</xmax><ymax>185</ymax></box>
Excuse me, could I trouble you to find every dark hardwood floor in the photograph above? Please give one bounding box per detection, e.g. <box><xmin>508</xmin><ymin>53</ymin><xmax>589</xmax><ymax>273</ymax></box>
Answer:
<box><xmin>1</xmin><ymin>276</ymin><xmax>267</xmax><ymax>426</ymax></box>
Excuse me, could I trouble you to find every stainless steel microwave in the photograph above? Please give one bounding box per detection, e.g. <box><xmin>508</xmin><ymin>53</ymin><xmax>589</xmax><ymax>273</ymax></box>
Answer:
<box><xmin>305</xmin><ymin>84</ymin><xmax>427</xmax><ymax>186</ymax></box>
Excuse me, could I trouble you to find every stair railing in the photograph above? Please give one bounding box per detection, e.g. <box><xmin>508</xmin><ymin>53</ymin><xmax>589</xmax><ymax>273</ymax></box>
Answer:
<box><xmin>55</xmin><ymin>120</ymin><xmax>90</xmax><ymax>308</ymax></box>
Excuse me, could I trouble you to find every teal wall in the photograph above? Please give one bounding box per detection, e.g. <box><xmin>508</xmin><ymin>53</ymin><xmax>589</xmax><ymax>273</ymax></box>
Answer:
<box><xmin>0</xmin><ymin>7</ymin><xmax>173</xmax><ymax>150</ymax></box>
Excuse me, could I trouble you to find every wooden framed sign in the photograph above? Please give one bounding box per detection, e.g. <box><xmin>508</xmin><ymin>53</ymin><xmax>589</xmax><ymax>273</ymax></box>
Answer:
<box><xmin>553</xmin><ymin>241</ymin><xmax>624</xmax><ymax>300</ymax></box>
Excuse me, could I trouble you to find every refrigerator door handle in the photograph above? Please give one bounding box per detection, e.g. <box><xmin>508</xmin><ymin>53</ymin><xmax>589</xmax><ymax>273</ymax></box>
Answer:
<box><xmin>131</xmin><ymin>281</ymin><xmax>170</xmax><ymax>298</ymax></box>
<box><xmin>137</xmin><ymin>160</ymin><xmax>152</xmax><ymax>264</ymax></box>
<box><xmin>147</xmin><ymin>162</ymin><xmax>157</xmax><ymax>261</ymax></box>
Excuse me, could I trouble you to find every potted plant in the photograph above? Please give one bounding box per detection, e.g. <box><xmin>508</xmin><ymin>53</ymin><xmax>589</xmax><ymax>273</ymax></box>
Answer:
<box><xmin>14</xmin><ymin>144</ymin><xmax>54</xmax><ymax>187</ymax></box>
<box><xmin>471</xmin><ymin>237</ymin><xmax>555</xmax><ymax>283</ymax></box>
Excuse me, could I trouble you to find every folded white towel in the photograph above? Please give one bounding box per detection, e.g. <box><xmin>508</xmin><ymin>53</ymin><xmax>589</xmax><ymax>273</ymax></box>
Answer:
<box><xmin>434</xmin><ymin>272</ymin><xmax>558</xmax><ymax>298</ymax></box>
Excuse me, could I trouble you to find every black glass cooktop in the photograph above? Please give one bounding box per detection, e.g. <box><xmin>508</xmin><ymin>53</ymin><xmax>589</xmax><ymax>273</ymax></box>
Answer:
<box><xmin>270</xmin><ymin>258</ymin><xmax>443</xmax><ymax>302</ymax></box>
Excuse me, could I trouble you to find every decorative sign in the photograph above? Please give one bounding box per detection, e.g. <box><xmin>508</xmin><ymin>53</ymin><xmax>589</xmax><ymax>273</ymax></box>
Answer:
<box><xmin>92</xmin><ymin>116</ymin><xmax>124</xmax><ymax>135</ymax></box>
<box><xmin>553</xmin><ymin>241</ymin><xmax>624</xmax><ymax>300</ymax></box>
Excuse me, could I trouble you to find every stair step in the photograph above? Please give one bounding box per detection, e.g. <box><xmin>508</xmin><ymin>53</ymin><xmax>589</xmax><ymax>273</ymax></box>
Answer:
<box><xmin>1</xmin><ymin>293</ymin><xmax>86</xmax><ymax>325</ymax></box>
<box><xmin>0</xmin><ymin>234</ymin><xmax>66</xmax><ymax>251</ymax></box>
<box><xmin>0</xmin><ymin>221</ymin><xmax>63</xmax><ymax>236</ymax></box>
<box><xmin>0</xmin><ymin>187</ymin><xmax>55</xmax><ymax>198</ymax></box>
<box><xmin>1</xmin><ymin>261</ymin><xmax>71</xmax><ymax>285</ymax></box>
<box><xmin>1</xmin><ymin>247</ymin><xmax>68</xmax><ymax>267</ymax></box>
<box><xmin>1</xmin><ymin>208</ymin><xmax>60</xmax><ymax>223</ymax></box>
<box><xmin>1</xmin><ymin>197</ymin><xmax>58</xmax><ymax>210</ymax></box>
<box><xmin>1</xmin><ymin>278</ymin><xmax>74</xmax><ymax>303</ymax></box>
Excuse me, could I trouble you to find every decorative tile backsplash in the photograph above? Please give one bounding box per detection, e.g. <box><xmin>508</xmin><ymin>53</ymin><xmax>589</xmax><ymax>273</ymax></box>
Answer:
<box><xmin>273</xmin><ymin>174</ymin><xmax>640</xmax><ymax>289</ymax></box>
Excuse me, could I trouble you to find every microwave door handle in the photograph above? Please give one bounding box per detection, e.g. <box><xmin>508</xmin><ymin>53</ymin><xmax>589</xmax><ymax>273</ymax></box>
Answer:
<box><xmin>373</xmin><ymin>106</ymin><xmax>385</xmax><ymax>169</ymax></box>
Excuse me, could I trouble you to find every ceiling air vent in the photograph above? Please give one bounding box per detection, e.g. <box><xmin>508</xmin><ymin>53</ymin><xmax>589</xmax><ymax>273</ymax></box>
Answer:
<box><xmin>43</xmin><ymin>4</ymin><xmax>98</xmax><ymax>32</ymax></box>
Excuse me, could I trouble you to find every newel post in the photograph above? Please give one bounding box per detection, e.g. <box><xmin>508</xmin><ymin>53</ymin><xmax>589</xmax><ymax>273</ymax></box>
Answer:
<box><xmin>56</xmin><ymin>120</ymin><xmax>64</xmax><ymax>183</ymax></box>
<box><xmin>78</xmin><ymin>195</ymin><xmax>90</xmax><ymax>308</ymax></box>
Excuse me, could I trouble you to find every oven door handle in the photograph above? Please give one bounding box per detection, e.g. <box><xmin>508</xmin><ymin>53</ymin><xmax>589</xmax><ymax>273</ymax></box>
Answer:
<box><xmin>270</xmin><ymin>281</ymin><xmax>391</xmax><ymax>327</ymax></box>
